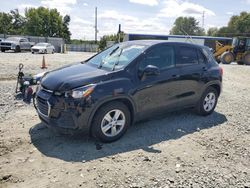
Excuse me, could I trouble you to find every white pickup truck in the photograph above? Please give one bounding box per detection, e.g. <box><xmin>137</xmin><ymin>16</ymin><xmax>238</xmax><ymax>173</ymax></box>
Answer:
<box><xmin>0</xmin><ymin>37</ymin><xmax>35</xmax><ymax>52</ymax></box>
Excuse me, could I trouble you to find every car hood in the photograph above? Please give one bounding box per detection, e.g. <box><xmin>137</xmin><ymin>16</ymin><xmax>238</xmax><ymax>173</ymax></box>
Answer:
<box><xmin>2</xmin><ymin>40</ymin><xmax>18</xmax><ymax>44</ymax></box>
<box><xmin>41</xmin><ymin>63</ymin><xmax>110</xmax><ymax>91</ymax></box>
<box><xmin>32</xmin><ymin>46</ymin><xmax>46</xmax><ymax>49</ymax></box>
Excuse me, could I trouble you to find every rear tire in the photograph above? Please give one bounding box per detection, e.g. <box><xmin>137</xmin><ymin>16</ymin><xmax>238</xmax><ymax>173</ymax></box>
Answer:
<box><xmin>221</xmin><ymin>51</ymin><xmax>234</xmax><ymax>64</ymax></box>
<box><xmin>237</xmin><ymin>61</ymin><xmax>244</xmax><ymax>65</ymax></box>
<box><xmin>91</xmin><ymin>102</ymin><xmax>131</xmax><ymax>142</ymax></box>
<box><xmin>1</xmin><ymin>49</ymin><xmax>5</xmax><ymax>52</ymax></box>
<box><xmin>195</xmin><ymin>87</ymin><xmax>218</xmax><ymax>116</ymax></box>
<box><xmin>243</xmin><ymin>52</ymin><xmax>250</xmax><ymax>65</ymax></box>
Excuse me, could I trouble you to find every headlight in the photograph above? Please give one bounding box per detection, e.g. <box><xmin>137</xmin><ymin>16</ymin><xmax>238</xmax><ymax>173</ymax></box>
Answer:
<box><xmin>36</xmin><ymin>84</ymin><xmax>41</xmax><ymax>92</ymax></box>
<box><xmin>65</xmin><ymin>84</ymin><xmax>96</xmax><ymax>99</ymax></box>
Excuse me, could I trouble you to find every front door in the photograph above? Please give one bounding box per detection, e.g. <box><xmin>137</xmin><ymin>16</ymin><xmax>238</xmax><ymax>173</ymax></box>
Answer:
<box><xmin>133</xmin><ymin>44</ymin><xmax>181</xmax><ymax>117</ymax></box>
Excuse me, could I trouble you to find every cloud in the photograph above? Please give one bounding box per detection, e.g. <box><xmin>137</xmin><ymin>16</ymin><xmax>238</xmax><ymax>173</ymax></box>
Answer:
<box><xmin>18</xmin><ymin>4</ymin><xmax>38</xmax><ymax>16</ymax></box>
<box><xmin>69</xmin><ymin>24</ymin><xmax>95</xmax><ymax>40</ymax></box>
<box><xmin>226</xmin><ymin>11</ymin><xmax>234</xmax><ymax>15</ymax></box>
<box><xmin>96</xmin><ymin>10</ymin><xmax>170</xmax><ymax>40</ymax></box>
<box><xmin>72</xmin><ymin>16</ymin><xmax>92</xmax><ymax>25</ymax></box>
<box><xmin>244</xmin><ymin>0</ymin><xmax>250</xmax><ymax>4</ymax></box>
<box><xmin>83</xmin><ymin>3</ymin><xmax>88</xmax><ymax>6</ymax></box>
<box><xmin>99</xmin><ymin>10</ymin><xmax>139</xmax><ymax>22</ymax></box>
<box><xmin>129</xmin><ymin>0</ymin><xmax>159</xmax><ymax>6</ymax></box>
<box><xmin>41</xmin><ymin>0</ymin><xmax>77</xmax><ymax>15</ymax></box>
<box><xmin>158</xmin><ymin>0</ymin><xmax>215</xmax><ymax>18</ymax></box>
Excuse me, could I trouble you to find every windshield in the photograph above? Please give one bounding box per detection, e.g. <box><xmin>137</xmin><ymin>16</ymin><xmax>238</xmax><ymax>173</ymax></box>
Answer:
<box><xmin>87</xmin><ymin>42</ymin><xmax>146</xmax><ymax>70</ymax></box>
<box><xmin>36</xmin><ymin>43</ymin><xmax>48</xmax><ymax>47</ymax></box>
<box><xmin>6</xmin><ymin>37</ymin><xmax>19</xmax><ymax>42</ymax></box>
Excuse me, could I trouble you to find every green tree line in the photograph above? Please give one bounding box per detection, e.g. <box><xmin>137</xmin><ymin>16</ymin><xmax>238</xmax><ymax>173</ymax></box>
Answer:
<box><xmin>0</xmin><ymin>7</ymin><xmax>71</xmax><ymax>42</ymax></box>
<box><xmin>99</xmin><ymin>12</ymin><xmax>250</xmax><ymax>49</ymax></box>
<box><xmin>171</xmin><ymin>11</ymin><xmax>250</xmax><ymax>37</ymax></box>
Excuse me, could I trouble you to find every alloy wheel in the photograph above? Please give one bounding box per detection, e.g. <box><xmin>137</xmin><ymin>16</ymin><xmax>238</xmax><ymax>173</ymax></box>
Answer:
<box><xmin>101</xmin><ymin>109</ymin><xmax>126</xmax><ymax>137</ymax></box>
<box><xmin>203</xmin><ymin>92</ymin><xmax>216</xmax><ymax>112</ymax></box>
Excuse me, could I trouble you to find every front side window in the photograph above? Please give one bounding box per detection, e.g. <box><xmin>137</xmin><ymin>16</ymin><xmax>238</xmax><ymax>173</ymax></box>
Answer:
<box><xmin>139</xmin><ymin>45</ymin><xmax>175</xmax><ymax>71</ymax></box>
<box><xmin>177</xmin><ymin>46</ymin><xmax>198</xmax><ymax>66</ymax></box>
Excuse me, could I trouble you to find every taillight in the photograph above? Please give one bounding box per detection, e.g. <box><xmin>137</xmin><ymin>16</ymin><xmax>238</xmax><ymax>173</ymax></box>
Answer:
<box><xmin>219</xmin><ymin>66</ymin><xmax>223</xmax><ymax>76</ymax></box>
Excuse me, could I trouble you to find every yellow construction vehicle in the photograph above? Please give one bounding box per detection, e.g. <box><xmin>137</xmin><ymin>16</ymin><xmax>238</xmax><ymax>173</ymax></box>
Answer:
<box><xmin>216</xmin><ymin>37</ymin><xmax>250</xmax><ymax>65</ymax></box>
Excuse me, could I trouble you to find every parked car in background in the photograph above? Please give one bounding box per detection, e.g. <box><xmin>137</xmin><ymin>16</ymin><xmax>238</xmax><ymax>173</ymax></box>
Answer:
<box><xmin>31</xmin><ymin>43</ymin><xmax>55</xmax><ymax>54</ymax></box>
<box><xmin>0</xmin><ymin>37</ymin><xmax>34</xmax><ymax>52</ymax></box>
<box><xmin>35</xmin><ymin>40</ymin><xmax>223</xmax><ymax>142</ymax></box>
<box><xmin>0</xmin><ymin>38</ymin><xmax>3</xmax><ymax>51</ymax></box>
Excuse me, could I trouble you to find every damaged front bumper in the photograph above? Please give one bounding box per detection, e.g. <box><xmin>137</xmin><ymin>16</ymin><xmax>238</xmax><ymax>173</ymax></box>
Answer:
<box><xmin>34</xmin><ymin>87</ymin><xmax>94</xmax><ymax>134</ymax></box>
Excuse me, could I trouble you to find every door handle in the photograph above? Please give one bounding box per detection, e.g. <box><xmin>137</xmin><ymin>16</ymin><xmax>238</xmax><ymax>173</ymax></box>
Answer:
<box><xmin>202</xmin><ymin>67</ymin><xmax>208</xmax><ymax>71</ymax></box>
<box><xmin>172</xmin><ymin>74</ymin><xmax>180</xmax><ymax>78</ymax></box>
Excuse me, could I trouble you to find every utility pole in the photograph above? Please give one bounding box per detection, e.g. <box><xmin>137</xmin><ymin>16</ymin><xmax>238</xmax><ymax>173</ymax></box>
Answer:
<box><xmin>118</xmin><ymin>24</ymin><xmax>121</xmax><ymax>43</ymax></box>
<box><xmin>95</xmin><ymin>7</ymin><xmax>98</xmax><ymax>43</ymax></box>
<box><xmin>202</xmin><ymin>11</ymin><xmax>205</xmax><ymax>29</ymax></box>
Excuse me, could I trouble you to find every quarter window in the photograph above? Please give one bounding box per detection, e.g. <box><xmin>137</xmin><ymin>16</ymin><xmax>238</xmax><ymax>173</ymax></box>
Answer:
<box><xmin>139</xmin><ymin>45</ymin><xmax>175</xmax><ymax>71</ymax></box>
<box><xmin>177</xmin><ymin>46</ymin><xmax>198</xmax><ymax>66</ymax></box>
<box><xmin>197</xmin><ymin>50</ymin><xmax>207</xmax><ymax>64</ymax></box>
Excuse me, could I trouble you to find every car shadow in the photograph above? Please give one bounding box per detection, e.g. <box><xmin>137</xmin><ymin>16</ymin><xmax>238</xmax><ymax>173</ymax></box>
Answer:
<box><xmin>29</xmin><ymin>110</ymin><xmax>227</xmax><ymax>162</ymax></box>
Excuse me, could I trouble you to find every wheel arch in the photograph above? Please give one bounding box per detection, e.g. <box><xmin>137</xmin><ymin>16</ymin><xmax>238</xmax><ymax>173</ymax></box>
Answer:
<box><xmin>87</xmin><ymin>96</ymin><xmax>136</xmax><ymax>134</ymax></box>
<box><xmin>208</xmin><ymin>83</ymin><xmax>221</xmax><ymax>96</ymax></box>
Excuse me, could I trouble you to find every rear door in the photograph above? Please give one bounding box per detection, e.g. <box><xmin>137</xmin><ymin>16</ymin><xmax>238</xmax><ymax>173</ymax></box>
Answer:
<box><xmin>175</xmin><ymin>45</ymin><xmax>209</xmax><ymax>106</ymax></box>
<box><xmin>20</xmin><ymin>38</ymin><xmax>30</xmax><ymax>50</ymax></box>
<box><xmin>133</xmin><ymin>44</ymin><xmax>181</xmax><ymax>116</ymax></box>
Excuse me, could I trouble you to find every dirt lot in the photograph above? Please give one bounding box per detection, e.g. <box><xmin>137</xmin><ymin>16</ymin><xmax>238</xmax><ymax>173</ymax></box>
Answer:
<box><xmin>0</xmin><ymin>52</ymin><xmax>249</xmax><ymax>188</ymax></box>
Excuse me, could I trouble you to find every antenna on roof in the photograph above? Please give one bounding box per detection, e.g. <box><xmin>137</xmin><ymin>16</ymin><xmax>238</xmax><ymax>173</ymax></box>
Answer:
<box><xmin>180</xmin><ymin>28</ymin><xmax>196</xmax><ymax>44</ymax></box>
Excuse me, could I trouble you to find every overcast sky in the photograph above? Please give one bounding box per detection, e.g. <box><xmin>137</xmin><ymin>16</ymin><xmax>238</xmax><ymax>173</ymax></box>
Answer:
<box><xmin>1</xmin><ymin>0</ymin><xmax>250</xmax><ymax>40</ymax></box>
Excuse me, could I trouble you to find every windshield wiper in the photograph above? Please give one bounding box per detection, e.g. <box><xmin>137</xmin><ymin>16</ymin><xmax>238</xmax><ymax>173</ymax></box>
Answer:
<box><xmin>112</xmin><ymin>48</ymin><xmax>123</xmax><ymax>71</ymax></box>
<box><xmin>98</xmin><ymin>46</ymin><xmax>119</xmax><ymax>69</ymax></box>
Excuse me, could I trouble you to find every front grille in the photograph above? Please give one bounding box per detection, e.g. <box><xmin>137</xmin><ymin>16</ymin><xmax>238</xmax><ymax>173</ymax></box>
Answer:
<box><xmin>32</xmin><ymin>49</ymin><xmax>39</xmax><ymax>52</ymax></box>
<box><xmin>37</xmin><ymin>96</ymin><xmax>49</xmax><ymax>116</ymax></box>
<box><xmin>0</xmin><ymin>42</ymin><xmax>11</xmax><ymax>46</ymax></box>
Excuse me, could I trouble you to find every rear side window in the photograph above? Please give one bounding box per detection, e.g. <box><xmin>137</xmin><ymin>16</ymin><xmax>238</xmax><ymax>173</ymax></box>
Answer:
<box><xmin>177</xmin><ymin>46</ymin><xmax>198</xmax><ymax>66</ymax></box>
<box><xmin>139</xmin><ymin>45</ymin><xmax>175</xmax><ymax>71</ymax></box>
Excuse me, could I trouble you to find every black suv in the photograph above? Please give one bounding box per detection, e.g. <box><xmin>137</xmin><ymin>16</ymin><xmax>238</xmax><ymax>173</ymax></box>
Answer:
<box><xmin>35</xmin><ymin>40</ymin><xmax>223</xmax><ymax>142</ymax></box>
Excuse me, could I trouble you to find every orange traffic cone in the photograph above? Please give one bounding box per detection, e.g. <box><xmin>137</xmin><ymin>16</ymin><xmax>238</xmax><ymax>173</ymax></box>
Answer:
<box><xmin>41</xmin><ymin>55</ymin><xmax>47</xmax><ymax>69</ymax></box>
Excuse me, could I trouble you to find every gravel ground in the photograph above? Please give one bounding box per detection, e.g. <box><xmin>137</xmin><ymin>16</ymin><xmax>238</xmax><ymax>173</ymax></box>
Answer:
<box><xmin>0</xmin><ymin>51</ymin><xmax>93</xmax><ymax>80</ymax></box>
<box><xmin>0</xmin><ymin>52</ymin><xmax>249</xmax><ymax>188</ymax></box>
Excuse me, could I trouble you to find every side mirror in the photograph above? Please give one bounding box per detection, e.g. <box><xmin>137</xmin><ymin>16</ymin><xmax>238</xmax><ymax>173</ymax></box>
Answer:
<box><xmin>141</xmin><ymin>65</ymin><xmax>160</xmax><ymax>80</ymax></box>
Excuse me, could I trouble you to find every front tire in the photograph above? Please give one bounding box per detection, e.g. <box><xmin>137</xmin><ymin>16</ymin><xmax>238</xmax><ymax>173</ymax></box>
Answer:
<box><xmin>221</xmin><ymin>51</ymin><xmax>234</xmax><ymax>64</ymax></box>
<box><xmin>1</xmin><ymin>49</ymin><xmax>5</xmax><ymax>52</ymax></box>
<box><xmin>15</xmin><ymin>45</ymin><xmax>21</xmax><ymax>53</ymax></box>
<box><xmin>195</xmin><ymin>87</ymin><xmax>218</xmax><ymax>116</ymax></box>
<box><xmin>91</xmin><ymin>102</ymin><xmax>131</xmax><ymax>142</ymax></box>
<box><xmin>243</xmin><ymin>52</ymin><xmax>250</xmax><ymax>65</ymax></box>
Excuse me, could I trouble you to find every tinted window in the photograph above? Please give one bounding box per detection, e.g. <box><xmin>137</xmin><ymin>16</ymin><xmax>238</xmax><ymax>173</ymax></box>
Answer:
<box><xmin>139</xmin><ymin>45</ymin><xmax>175</xmax><ymax>71</ymax></box>
<box><xmin>177</xmin><ymin>46</ymin><xmax>198</xmax><ymax>66</ymax></box>
<box><xmin>197</xmin><ymin>50</ymin><xmax>206</xmax><ymax>64</ymax></box>
<box><xmin>202</xmin><ymin>47</ymin><xmax>216</xmax><ymax>62</ymax></box>
<box><xmin>20</xmin><ymin>39</ymin><xmax>28</xmax><ymax>42</ymax></box>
